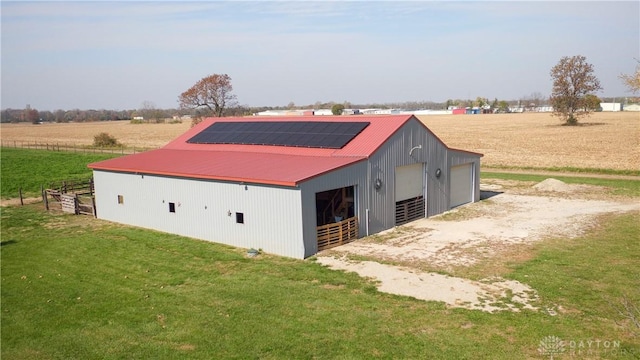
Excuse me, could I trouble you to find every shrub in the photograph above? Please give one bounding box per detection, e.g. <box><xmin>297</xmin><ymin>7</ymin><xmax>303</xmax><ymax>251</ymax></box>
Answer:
<box><xmin>93</xmin><ymin>132</ymin><xmax>120</xmax><ymax>147</ymax></box>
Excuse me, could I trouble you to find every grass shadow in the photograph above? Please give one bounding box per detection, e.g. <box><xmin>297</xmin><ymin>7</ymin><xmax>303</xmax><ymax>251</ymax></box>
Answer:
<box><xmin>1</xmin><ymin>239</ymin><xmax>17</xmax><ymax>246</ymax></box>
<box><xmin>560</xmin><ymin>122</ymin><xmax>607</xmax><ymax>127</ymax></box>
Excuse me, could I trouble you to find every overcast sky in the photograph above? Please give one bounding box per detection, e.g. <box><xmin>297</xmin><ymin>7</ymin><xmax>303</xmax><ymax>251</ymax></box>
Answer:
<box><xmin>2</xmin><ymin>1</ymin><xmax>638</xmax><ymax>111</ymax></box>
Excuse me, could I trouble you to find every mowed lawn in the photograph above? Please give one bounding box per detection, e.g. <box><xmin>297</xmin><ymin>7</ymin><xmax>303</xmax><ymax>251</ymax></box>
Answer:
<box><xmin>2</xmin><ymin>205</ymin><xmax>639</xmax><ymax>359</ymax></box>
<box><xmin>0</xmin><ymin>148</ymin><xmax>119</xmax><ymax>199</ymax></box>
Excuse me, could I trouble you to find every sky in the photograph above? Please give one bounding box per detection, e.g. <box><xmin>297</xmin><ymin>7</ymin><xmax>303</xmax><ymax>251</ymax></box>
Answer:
<box><xmin>1</xmin><ymin>1</ymin><xmax>639</xmax><ymax>111</ymax></box>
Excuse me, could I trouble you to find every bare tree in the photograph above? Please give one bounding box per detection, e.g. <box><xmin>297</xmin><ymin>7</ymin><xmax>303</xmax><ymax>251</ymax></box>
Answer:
<box><xmin>140</xmin><ymin>101</ymin><xmax>155</xmax><ymax>123</ymax></box>
<box><xmin>549</xmin><ymin>55</ymin><xmax>602</xmax><ymax>125</ymax></box>
<box><xmin>178</xmin><ymin>74</ymin><xmax>237</xmax><ymax>117</ymax></box>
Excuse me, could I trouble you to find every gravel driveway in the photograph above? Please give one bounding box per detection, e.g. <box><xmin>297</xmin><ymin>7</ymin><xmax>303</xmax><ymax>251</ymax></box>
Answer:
<box><xmin>316</xmin><ymin>178</ymin><xmax>639</xmax><ymax>312</ymax></box>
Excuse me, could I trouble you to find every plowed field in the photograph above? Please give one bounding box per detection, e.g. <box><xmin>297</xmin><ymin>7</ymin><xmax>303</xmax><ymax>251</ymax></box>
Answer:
<box><xmin>1</xmin><ymin>112</ymin><xmax>638</xmax><ymax>170</ymax></box>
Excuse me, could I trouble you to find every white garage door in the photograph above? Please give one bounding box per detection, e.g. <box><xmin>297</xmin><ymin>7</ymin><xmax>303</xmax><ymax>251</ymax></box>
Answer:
<box><xmin>450</xmin><ymin>163</ymin><xmax>473</xmax><ymax>208</ymax></box>
<box><xmin>395</xmin><ymin>163</ymin><xmax>424</xmax><ymax>201</ymax></box>
<box><xmin>395</xmin><ymin>163</ymin><xmax>425</xmax><ymax>225</ymax></box>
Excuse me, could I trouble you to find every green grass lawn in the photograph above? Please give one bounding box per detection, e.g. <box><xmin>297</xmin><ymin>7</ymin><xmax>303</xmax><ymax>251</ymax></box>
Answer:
<box><xmin>2</xmin><ymin>205</ymin><xmax>638</xmax><ymax>359</ymax></box>
<box><xmin>482</xmin><ymin>171</ymin><xmax>640</xmax><ymax>197</ymax></box>
<box><xmin>2</xmin><ymin>148</ymin><xmax>639</xmax><ymax>358</ymax></box>
<box><xmin>0</xmin><ymin>148</ymin><xmax>120</xmax><ymax>199</ymax></box>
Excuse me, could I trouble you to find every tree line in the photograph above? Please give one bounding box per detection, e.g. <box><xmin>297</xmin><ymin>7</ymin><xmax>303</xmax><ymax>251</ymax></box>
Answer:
<box><xmin>0</xmin><ymin>98</ymin><xmax>549</xmax><ymax>124</ymax></box>
<box><xmin>3</xmin><ymin>56</ymin><xmax>638</xmax><ymax>125</ymax></box>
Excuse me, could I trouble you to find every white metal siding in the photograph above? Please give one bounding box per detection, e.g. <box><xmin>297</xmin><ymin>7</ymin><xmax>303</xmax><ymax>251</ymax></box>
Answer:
<box><xmin>93</xmin><ymin>171</ymin><xmax>305</xmax><ymax>258</ymax></box>
<box><xmin>450</xmin><ymin>163</ymin><xmax>473</xmax><ymax>208</ymax></box>
<box><xmin>395</xmin><ymin>163</ymin><xmax>424</xmax><ymax>201</ymax></box>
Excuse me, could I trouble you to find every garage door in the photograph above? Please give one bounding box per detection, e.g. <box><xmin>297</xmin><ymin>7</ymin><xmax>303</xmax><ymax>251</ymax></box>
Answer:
<box><xmin>395</xmin><ymin>163</ymin><xmax>424</xmax><ymax>201</ymax></box>
<box><xmin>395</xmin><ymin>163</ymin><xmax>425</xmax><ymax>225</ymax></box>
<box><xmin>450</xmin><ymin>163</ymin><xmax>473</xmax><ymax>208</ymax></box>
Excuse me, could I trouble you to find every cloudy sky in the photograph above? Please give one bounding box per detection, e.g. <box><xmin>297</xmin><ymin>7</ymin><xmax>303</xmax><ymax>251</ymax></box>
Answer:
<box><xmin>2</xmin><ymin>1</ymin><xmax>638</xmax><ymax>110</ymax></box>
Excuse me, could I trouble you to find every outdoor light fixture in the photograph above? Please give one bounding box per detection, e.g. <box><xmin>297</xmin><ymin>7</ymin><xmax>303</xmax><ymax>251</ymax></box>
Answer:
<box><xmin>409</xmin><ymin>144</ymin><xmax>422</xmax><ymax>156</ymax></box>
<box><xmin>374</xmin><ymin>178</ymin><xmax>383</xmax><ymax>190</ymax></box>
<box><xmin>435</xmin><ymin>168</ymin><xmax>442</xmax><ymax>178</ymax></box>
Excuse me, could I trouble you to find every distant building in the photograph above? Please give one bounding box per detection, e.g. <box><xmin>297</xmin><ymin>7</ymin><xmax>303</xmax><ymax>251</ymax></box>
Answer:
<box><xmin>600</xmin><ymin>103</ymin><xmax>622</xmax><ymax>112</ymax></box>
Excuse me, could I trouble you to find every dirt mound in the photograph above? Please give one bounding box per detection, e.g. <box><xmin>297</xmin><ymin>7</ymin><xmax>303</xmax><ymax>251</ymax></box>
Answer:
<box><xmin>533</xmin><ymin>178</ymin><xmax>574</xmax><ymax>192</ymax></box>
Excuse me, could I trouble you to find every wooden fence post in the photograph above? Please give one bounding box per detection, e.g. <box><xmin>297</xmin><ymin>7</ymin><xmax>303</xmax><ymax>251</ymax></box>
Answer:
<box><xmin>43</xmin><ymin>189</ymin><xmax>49</xmax><ymax>211</ymax></box>
<box><xmin>19</xmin><ymin>187</ymin><xmax>23</xmax><ymax>206</ymax></box>
<box><xmin>92</xmin><ymin>197</ymin><xmax>97</xmax><ymax>218</ymax></box>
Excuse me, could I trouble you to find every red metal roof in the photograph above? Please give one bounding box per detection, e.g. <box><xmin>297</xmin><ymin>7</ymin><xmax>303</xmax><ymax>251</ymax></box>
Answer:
<box><xmin>88</xmin><ymin>115</ymin><xmax>439</xmax><ymax>186</ymax></box>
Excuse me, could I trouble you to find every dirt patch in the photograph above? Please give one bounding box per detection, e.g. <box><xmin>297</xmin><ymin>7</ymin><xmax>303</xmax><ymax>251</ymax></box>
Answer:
<box><xmin>317</xmin><ymin>179</ymin><xmax>639</xmax><ymax>312</ymax></box>
<box><xmin>318</xmin><ymin>257</ymin><xmax>539</xmax><ymax>312</ymax></box>
<box><xmin>0</xmin><ymin>197</ymin><xmax>42</xmax><ymax>207</ymax></box>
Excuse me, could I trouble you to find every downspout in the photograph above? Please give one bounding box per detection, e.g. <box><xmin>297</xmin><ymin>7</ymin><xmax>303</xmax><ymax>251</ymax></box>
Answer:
<box><xmin>366</xmin><ymin>159</ymin><xmax>371</xmax><ymax>236</ymax></box>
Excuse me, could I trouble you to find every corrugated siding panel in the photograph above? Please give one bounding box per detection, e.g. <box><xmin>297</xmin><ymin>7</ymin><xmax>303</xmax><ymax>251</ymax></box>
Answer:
<box><xmin>367</xmin><ymin>119</ymin><xmax>450</xmax><ymax>232</ymax></box>
<box><xmin>93</xmin><ymin>171</ymin><xmax>305</xmax><ymax>258</ymax></box>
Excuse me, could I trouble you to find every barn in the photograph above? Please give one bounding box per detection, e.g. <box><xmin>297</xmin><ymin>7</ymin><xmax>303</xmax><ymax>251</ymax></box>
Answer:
<box><xmin>88</xmin><ymin>115</ymin><xmax>482</xmax><ymax>259</ymax></box>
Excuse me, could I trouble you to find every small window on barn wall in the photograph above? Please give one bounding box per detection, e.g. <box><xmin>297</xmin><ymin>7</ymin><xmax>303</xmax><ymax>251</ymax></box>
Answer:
<box><xmin>169</xmin><ymin>202</ymin><xmax>176</xmax><ymax>213</ymax></box>
<box><xmin>117</xmin><ymin>195</ymin><xmax>124</xmax><ymax>204</ymax></box>
<box><xmin>236</xmin><ymin>212</ymin><xmax>244</xmax><ymax>224</ymax></box>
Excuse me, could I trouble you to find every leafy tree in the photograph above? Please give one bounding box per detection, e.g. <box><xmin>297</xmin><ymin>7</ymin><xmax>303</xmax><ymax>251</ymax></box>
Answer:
<box><xmin>619</xmin><ymin>59</ymin><xmax>640</xmax><ymax>95</ymax></box>
<box><xmin>474</xmin><ymin>97</ymin><xmax>488</xmax><ymax>108</ymax></box>
<box><xmin>445</xmin><ymin>99</ymin><xmax>454</xmax><ymax>109</ymax></box>
<box><xmin>497</xmin><ymin>101</ymin><xmax>510</xmax><ymax>113</ymax></box>
<box><xmin>331</xmin><ymin>104</ymin><xmax>345</xmax><ymax>115</ymax></box>
<box><xmin>24</xmin><ymin>108</ymin><xmax>39</xmax><ymax>124</ymax></box>
<box><xmin>549</xmin><ymin>55</ymin><xmax>602</xmax><ymax>125</ymax></box>
<box><xmin>179</xmin><ymin>74</ymin><xmax>237</xmax><ymax>117</ymax></box>
<box><xmin>583</xmin><ymin>94</ymin><xmax>601</xmax><ymax>111</ymax></box>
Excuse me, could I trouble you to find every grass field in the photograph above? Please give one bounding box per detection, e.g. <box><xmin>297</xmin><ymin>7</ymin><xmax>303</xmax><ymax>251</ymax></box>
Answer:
<box><xmin>1</xmin><ymin>112</ymin><xmax>638</xmax><ymax>171</ymax></box>
<box><xmin>2</xmin><ymin>204</ymin><xmax>638</xmax><ymax>359</ymax></box>
<box><xmin>0</xmin><ymin>148</ymin><xmax>119</xmax><ymax>199</ymax></box>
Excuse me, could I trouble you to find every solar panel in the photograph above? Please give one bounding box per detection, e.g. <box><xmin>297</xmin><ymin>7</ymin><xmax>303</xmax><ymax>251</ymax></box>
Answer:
<box><xmin>187</xmin><ymin>121</ymin><xmax>370</xmax><ymax>149</ymax></box>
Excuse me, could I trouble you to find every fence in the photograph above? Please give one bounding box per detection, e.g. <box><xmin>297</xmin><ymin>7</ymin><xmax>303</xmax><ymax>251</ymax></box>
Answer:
<box><xmin>316</xmin><ymin>216</ymin><xmax>358</xmax><ymax>251</ymax></box>
<box><xmin>43</xmin><ymin>178</ymin><xmax>96</xmax><ymax>217</ymax></box>
<box><xmin>0</xmin><ymin>140</ymin><xmax>152</xmax><ymax>155</ymax></box>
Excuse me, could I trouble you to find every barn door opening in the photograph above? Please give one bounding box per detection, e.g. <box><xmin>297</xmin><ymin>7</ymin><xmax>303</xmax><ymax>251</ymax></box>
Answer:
<box><xmin>316</xmin><ymin>186</ymin><xmax>358</xmax><ymax>251</ymax></box>
<box><xmin>395</xmin><ymin>163</ymin><xmax>425</xmax><ymax>225</ymax></box>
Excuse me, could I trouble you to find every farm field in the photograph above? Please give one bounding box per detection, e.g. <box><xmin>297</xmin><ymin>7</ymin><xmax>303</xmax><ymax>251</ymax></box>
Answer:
<box><xmin>417</xmin><ymin>112</ymin><xmax>639</xmax><ymax>172</ymax></box>
<box><xmin>1</xmin><ymin>112</ymin><xmax>638</xmax><ymax>171</ymax></box>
